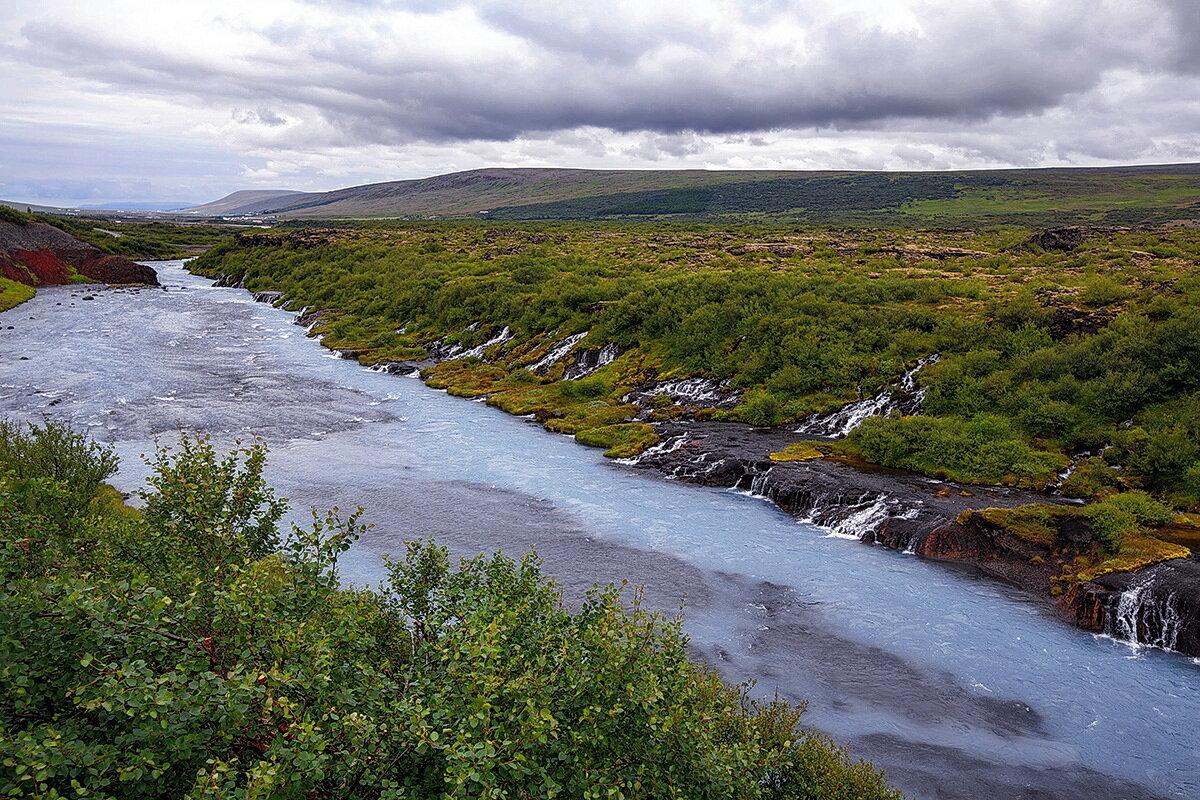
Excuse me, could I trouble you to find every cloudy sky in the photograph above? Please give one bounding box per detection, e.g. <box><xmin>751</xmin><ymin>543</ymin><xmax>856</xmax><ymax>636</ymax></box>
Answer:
<box><xmin>3</xmin><ymin>0</ymin><xmax>1198</xmax><ymax>206</ymax></box>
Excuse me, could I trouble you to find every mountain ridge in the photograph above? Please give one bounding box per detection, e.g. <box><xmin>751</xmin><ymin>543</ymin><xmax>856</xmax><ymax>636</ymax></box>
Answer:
<box><xmin>171</xmin><ymin>162</ymin><xmax>1200</xmax><ymax>223</ymax></box>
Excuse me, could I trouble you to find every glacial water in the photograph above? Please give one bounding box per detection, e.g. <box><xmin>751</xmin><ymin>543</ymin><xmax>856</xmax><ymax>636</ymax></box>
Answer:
<box><xmin>1</xmin><ymin>260</ymin><xmax>1197</xmax><ymax>799</ymax></box>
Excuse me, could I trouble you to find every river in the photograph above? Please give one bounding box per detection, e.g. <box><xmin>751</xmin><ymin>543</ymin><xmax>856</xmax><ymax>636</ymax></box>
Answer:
<box><xmin>1</xmin><ymin>260</ymin><xmax>1196</xmax><ymax>799</ymax></box>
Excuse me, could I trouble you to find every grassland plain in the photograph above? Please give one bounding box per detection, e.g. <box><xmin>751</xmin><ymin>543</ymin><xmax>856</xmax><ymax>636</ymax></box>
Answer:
<box><xmin>190</xmin><ymin>220</ymin><xmax>1200</xmax><ymax>596</ymax></box>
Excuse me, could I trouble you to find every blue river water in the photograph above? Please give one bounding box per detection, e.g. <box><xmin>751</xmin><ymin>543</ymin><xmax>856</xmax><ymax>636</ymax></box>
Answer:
<box><xmin>0</xmin><ymin>260</ymin><xmax>1196</xmax><ymax>799</ymax></box>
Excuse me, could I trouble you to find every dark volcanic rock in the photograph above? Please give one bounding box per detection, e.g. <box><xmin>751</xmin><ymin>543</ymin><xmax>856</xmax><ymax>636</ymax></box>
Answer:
<box><xmin>1064</xmin><ymin>560</ymin><xmax>1200</xmax><ymax>654</ymax></box>
<box><xmin>623</xmin><ymin>418</ymin><xmax>1200</xmax><ymax>656</ymax></box>
<box><xmin>1015</xmin><ymin>226</ymin><xmax>1088</xmax><ymax>252</ymax></box>
<box><xmin>0</xmin><ymin>221</ymin><xmax>158</xmax><ymax>287</ymax></box>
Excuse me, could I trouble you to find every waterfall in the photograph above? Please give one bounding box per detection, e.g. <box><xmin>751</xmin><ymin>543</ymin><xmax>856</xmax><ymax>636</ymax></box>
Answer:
<box><xmin>614</xmin><ymin>433</ymin><xmax>689</xmax><ymax>467</ymax></box>
<box><xmin>823</xmin><ymin>496</ymin><xmax>895</xmax><ymax>540</ymax></box>
<box><xmin>459</xmin><ymin>326</ymin><xmax>514</xmax><ymax>360</ymax></box>
<box><xmin>1106</xmin><ymin>576</ymin><xmax>1183</xmax><ymax>652</ymax></box>
<box><xmin>623</xmin><ymin>377</ymin><xmax>742</xmax><ymax>410</ymax></box>
<box><xmin>795</xmin><ymin>353</ymin><xmax>941</xmax><ymax>438</ymax></box>
<box><xmin>564</xmin><ymin>342</ymin><xmax>622</xmax><ymax>380</ymax></box>
<box><xmin>531</xmin><ymin>331</ymin><xmax>589</xmax><ymax>372</ymax></box>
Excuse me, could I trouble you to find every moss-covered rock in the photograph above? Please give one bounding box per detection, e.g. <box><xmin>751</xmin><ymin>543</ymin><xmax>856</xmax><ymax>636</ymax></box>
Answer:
<box><xmin>575</xmin><ymin>423</ymin><xmax>659</xmax><ymax>458</ymax></box>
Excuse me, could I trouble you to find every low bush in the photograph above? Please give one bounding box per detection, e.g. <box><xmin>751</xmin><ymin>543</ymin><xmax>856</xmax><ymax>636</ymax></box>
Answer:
<box><xmin>0</xmin><ymin>422</ymin><xmax>902</xmax><ymax>799</ymax></box>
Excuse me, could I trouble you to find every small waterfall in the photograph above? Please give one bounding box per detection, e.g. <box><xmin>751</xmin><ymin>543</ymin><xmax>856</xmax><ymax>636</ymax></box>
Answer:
<box><xmin>623</xmin><ymin>378</ymin><xmax>742</xmax><ymax>410</ymax></box>
<box><xmin>614</xmin><ymin>433</ymin><xmax>688</xmax><ymax>466</ymax></box>
<box><xmin>748</xmin><ymin>466</ymin><xmax>774</xmax><ymax>498</ymax></box>
<box><xmin>252</xmin><ymin>290</ymin><xmax>286</xmax><ymax>306</ymax></box>
<box><xmin>824</xmin><ymin>496</ymin><xmax>895</xmax><ymax>540</ymax></box>
<box><xmin>531</xmin><ymin>331</ymin><xmax>589</xmax><ymax>372</ymax></box>
<box><xmin>459</xmin><ymin>326</ymin><xmax>513</xmax><ymax>360</ymax></box>
<box><xmin>795</xmin><ymin>353</ymin><xmax>941</xmax><ymax>438</ymax></box>
<box><xmin>563</xmin><ymin>342</ymin><xmax>622</xmax><ymax>380</ymax></box>
<box><xmin>424</xmin><ymin>337</ymin><xmax>465</xmax><ymax>361</ymax></box>
<box><xmin>1106</xmin><ymin>576</ymin><xmax>1183</xmax><ymax>652</ymax></box>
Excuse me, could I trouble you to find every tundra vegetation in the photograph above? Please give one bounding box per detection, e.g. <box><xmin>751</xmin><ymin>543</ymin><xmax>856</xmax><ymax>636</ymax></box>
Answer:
<box><xmin>190</xmin><ymin>221</ymin><xmax>1200</xmax><ymax>576</ymax></box>
<box><xmin>0</xmin><ymin>419</ymin><xmax>901</xmax><ymax>799</ymax></box>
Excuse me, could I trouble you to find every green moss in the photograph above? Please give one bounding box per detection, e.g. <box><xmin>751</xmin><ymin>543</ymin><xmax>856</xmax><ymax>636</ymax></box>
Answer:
<box><xmin>89</xmin><ymin>483</ymin><xmax>141</xmax><ymax>521</ymax></box>
<box><xmin>575</xmin><ymin>423</ymin><xmax>659</xmax><ymax>458</ymax></box>
<box><xmin>971</xmin><ymin>504</ymin><xmax>1069</xmax><ymax>546</ymax></box>
<box><xmin>1073</xmin><ymin>536</ymin><xmax>1190</xmax><ymax>582</ymax></box>
<box><xmin>423</xmin><ymin>361</ymin><xmax>506</xmax><ymax>397</ymax></box>
<box><xmin>0</xmin><ymin>276</ymin><xmax>35</xmax><ymax>313</ymax></box>
<box><xmin>769</xmin><ymin>442</ymin><xmax>826</xmax><ymax>462</ymax></box>
<box><xmin>544</xmin><ymin>403</ymin><xmax>638</xmax><ymax>435</ymax></box>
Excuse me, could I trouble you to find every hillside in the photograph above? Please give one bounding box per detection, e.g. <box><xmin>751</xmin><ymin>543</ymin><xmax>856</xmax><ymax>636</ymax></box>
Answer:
<box><xmin>179</xmin><ymin>188</ymin><xmax>313</xmax><ymax>216</ymax></box>
<box><xmin>0</xmin><ymin>215</ymin><xmax>158</xmax><ymax>289</ymax></box>
<box><xmin>184</xmin><ymin>164</ymin><xmax>1200</xmax><ymax>225</ymax></box>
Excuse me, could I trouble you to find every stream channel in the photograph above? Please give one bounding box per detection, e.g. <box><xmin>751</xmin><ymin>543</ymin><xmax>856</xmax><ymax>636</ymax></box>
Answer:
<box><xmin>0</xmin><ymin>260</ymin><xmax>1197</xmax><ymax>799</ymax></box>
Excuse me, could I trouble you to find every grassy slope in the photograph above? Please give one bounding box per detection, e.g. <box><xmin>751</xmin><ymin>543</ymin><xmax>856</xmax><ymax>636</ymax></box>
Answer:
<box><xmin>252</xmin><ymin>164</ymin><xmax>1200</xmax><ymax>223</ymax></box>
<box><xmin>276</xmin><ymin>168</ymin><xmax>805</xmax><ymax>218</ymax></box>
<box><xmin>0</xmin><ymin>276</ymin><xmax>35</xmax><ymax>312</ymax></box>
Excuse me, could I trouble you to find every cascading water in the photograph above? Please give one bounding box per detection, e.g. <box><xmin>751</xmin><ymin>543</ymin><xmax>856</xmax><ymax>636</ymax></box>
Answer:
<box><xmin>531</xmin><ymin>330</ymin><xmax>588</xmax><ymax>372</ymax></box>
<box><xmin>1106</xmin><ymin>575</ymin><xmax>1183</xmax><ymax>651</ymax></box>
<box><xmin>459</xmin><ymin>326</ymin><xmax>513</xmax><ymax>360</ymax></box>
<box><xmin>796</xmin><ymin>353</ymin><xmax>941</xmax><ymax>437</ymax></box>
<box><xmin>563</xmin><ymin>342</ymin><xmax>622</xmax><ymax>380</ymax></box>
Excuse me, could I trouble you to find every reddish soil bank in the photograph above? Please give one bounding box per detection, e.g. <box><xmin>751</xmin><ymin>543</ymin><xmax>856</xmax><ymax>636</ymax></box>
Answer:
<box><xmin>0</xmin><ymin>221</ymin><xmax>159</xmax><ymax>287</ymax></box>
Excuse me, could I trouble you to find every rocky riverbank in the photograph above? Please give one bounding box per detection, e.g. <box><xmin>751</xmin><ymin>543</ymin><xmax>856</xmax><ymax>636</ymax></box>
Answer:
<box><xmin>234</xmin><ymin>280</ymin><xmax>1200</xmax><ymax>659</ymax></box>
<box><xmin>623</xmin><ymin>419</ymin><xmax>1200</xmax><ymax>657</ymax></box>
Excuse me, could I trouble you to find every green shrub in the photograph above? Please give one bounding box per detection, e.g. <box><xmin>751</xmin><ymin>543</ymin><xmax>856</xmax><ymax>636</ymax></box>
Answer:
<box><xmin>0</xmin><ymin>426</ymin><xmax>902</xmax><ymax>800</ymax></box>
<box><xmin>1084</xmin><ymin>491</ymin><xmax>1174</xmax><ymax>552</ymax></box>
<box><xmin>0</xmin><ymin>205</ymin><xmax>28</xmax><ymax>225</ymax></box>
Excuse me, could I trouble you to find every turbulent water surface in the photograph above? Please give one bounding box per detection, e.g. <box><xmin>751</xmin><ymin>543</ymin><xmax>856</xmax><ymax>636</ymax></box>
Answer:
<box><xmin>1</xmin><ymin>260</ymin><xmax>1197</xmax><ymax>800</ymax></box>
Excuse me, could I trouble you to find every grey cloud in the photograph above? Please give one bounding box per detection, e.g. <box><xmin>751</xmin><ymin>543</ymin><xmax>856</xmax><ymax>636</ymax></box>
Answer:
<box><xmin>233</xmin><ymin>108</ymin><xmax>288</xmax><ymax>127</ymax></box>
<box><xmin>6</xmin><ymin>0</ymin><xmax>1200</xmax><ymax>195</ymax></box>
<box><xmin>19</xmin><ymin>1</ymin><xmax>1186</xmax><ymax>149</ymax></box>
<box><xmin>1160</xmin><ymin>0</ymin><xmax>1200</xmax><ymax>72</ymax></box>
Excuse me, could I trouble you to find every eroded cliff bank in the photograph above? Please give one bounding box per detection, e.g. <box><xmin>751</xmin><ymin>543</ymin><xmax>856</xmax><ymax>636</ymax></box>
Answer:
<box><xmin>0</xmin><ymin>220</ymin><xmax>159</xmax><ymax>288</ymax></box>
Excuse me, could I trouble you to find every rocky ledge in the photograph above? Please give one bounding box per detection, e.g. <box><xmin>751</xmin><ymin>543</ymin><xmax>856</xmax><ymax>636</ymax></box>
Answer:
<box><xmin>624</xmin><ymin>419</ymin><xmax>1200</xmax><ymax>657</ymax></box>
<box><xmin>0</xmin><ymin>221</ymin><xmax>159</xmax><ymax>287</ymax></box>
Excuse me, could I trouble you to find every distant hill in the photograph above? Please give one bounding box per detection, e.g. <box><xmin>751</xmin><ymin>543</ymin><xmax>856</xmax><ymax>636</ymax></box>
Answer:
<box><xmin>180</xmin><ymin>189</ymin><xmax>313</xmax><ymax>217</ymax></box>
<box><xmin>180</xmin><ymin>163</ymin><xmax>1200</xmax><ymax>225</ymax></box>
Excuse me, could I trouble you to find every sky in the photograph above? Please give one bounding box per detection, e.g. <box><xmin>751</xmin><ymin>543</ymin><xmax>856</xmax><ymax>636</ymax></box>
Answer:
<box><xmin>3</xmin><ymin>0</ymin><xmax>1199</xmax><ymax>207</ymax></box>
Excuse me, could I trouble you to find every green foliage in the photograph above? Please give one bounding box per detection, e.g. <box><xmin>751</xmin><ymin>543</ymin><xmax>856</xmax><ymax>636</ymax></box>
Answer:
<box><xmin>0</xmin><ymin>205</ymin><xmax>29</xmax><ymax>224</ymax></box>
<box><xmin>190</xmin><ymin>222</ymin><xmax>1200</xmax><ymax>498</ymax></box>
<box><xmin>0</xmin><ymin>418</ymin><xmax>119</xmax><ymax>563</ymax></box>
<box><xmin>138</xmin><ymin>434</ymin><xmax>288</xmax><ymax>572</ymax></box>
<box><xmin>1084</xmin><ymin>491</ymin><xmax>1174</xmax><ymax>553</ymax></box>
<box><xmin>0</xmin><ymin>276</ymin><xmax>36</xmax><ymax>312</ymax></box>
<box><xmin>847</xmin><ymin>414</ymin><xmax>1066</xmax><ymax>487</ymax></box>
<box><xmin>0</xmin><ymin>423</ymin><xmax>902</xmax><ymax>799</ymax></box>
<box><xmin>575</xmin><ymin>422</ymin><xmax>659</xmax><ymax>458</ymax></box>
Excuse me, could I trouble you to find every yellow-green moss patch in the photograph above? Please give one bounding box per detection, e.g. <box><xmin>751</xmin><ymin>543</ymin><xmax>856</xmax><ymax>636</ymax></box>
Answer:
<box><xmin>575</xmin><ymin>423</ymin><xmax>659</xmax><ymax>458</ymax></box>
<box><xmin>0</xmin><ymin>276</ymin><xmax>35</xmax><ymax>313</ymax></box>
<box><xmin>544</xmin><ymin>403</ymin><xmax>638</xmax><ymax>435</ymax></box>
<box><xmin>1072</xmin><ymin>536</ymin><xmax>1191</xmax><ymax>582</ymax></box>
<box><xmin>769</xmin><ymin>442</ymin><xmax>826</xmax><ymax>462</ymax></box>
<box><xmin>423</xmin><ymin>361</ymin><xmax>507</xmax><ymax>397</ymax></box>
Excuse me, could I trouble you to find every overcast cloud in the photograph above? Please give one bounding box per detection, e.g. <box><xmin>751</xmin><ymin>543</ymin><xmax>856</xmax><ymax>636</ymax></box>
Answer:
<box><xmin>2</xmin><ymin>0</ymin><xmax>1198</xmax><ymax>205</ymax></box>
